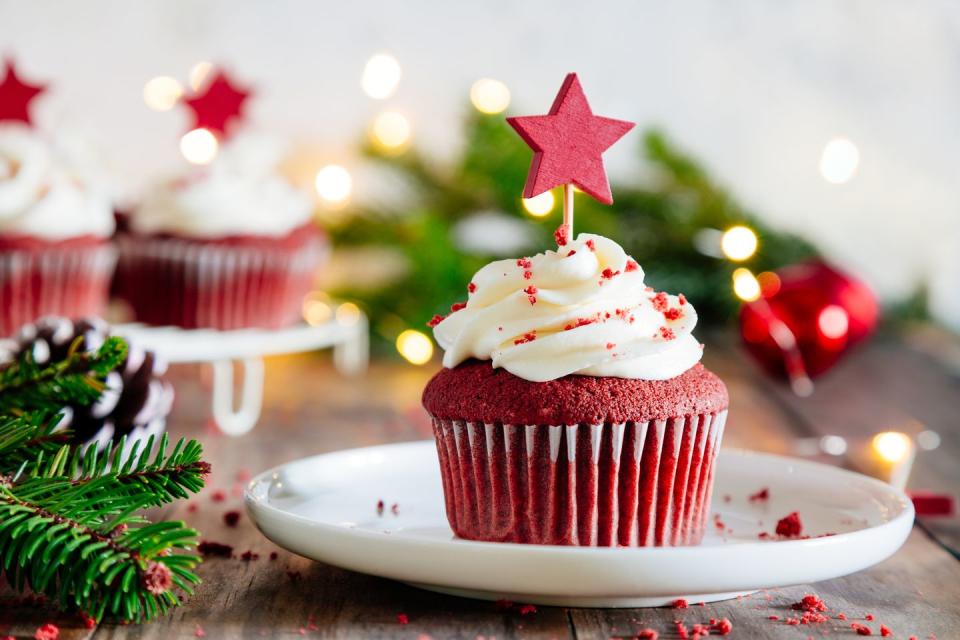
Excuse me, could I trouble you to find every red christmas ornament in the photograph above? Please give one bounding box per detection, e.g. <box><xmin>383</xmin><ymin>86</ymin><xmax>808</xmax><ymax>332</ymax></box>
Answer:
<box><xmin>739</xmin><ymin>261</ymin><xmax>879</xmax><ymax>393</ymax></box>
<box><xmin>507</xmin><ymin>73</ymin><xmax>634</xmax><ymax>205</ymax></box>
<box><xmin>0</xmin><ymin>59</ymin><xmax>46</xmax><ymax>125</ymax></box>
<box><xmin>182</xmin><ymin>69</ymin><xmax>251</xmax><ymax>138</ymax></box>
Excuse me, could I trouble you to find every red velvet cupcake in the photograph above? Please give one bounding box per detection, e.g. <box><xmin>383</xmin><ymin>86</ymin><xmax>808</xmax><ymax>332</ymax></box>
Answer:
<box><xmin>0</xmin><ymin>125</ymin><xmax>116</xmax><ymax>336</ymax></box>
<box><xmin>422</xmin><ymin>233</ymin><xmax>729</xmax><ymax>546</ymax></box>
<box><xmin>117</xmin><ymin>135</ymin><xmax>325</xmax><ymax>330</ymax></box>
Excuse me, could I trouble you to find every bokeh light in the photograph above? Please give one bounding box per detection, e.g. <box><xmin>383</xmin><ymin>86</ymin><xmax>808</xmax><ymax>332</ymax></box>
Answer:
<box><xmin>303</xmin><ymin>291</ymin><xmax>333</xmax><ymax>326</ymax></box>
<box><xmin>396</xmin><ymin>329</ymin><xmax>434</xmax><ymax>365</ymax></box>
<box><xmin>315</xmin><ymin>165</ymin><xmax>353</xmax><ymax>204</ymax></box>
<box><xmin>820</xmin><ymin>138</ymin><xmax>860</xmax><ymax>184</ymax></box>
<box><xmin>189</xmin><ymin>61</ymin><xmax>213</xmax><ymax>91</ymax></box>
<box><xmin>362</xmin><ymin>53</ymin><xmax>402</xmax><ymax>99</ymax></box>
<box><xmin>335</xmin><ymin>302</ymin><xmax>362</xmax><ymax>326</ymax></box>
<box><xmin>470</xmin><ymin>78</ymin><xmax>511</xmax><ymax>114</ymax></box>
<box><xmin>817</xmin><ymin>305</ymin><xmax>849</xmax><ymax>339</ymax></box>
<box><xmin>371</xmin><ymin>111</ymin><xmax>411</xmax><ymax>152</ymax></box>
<box><xmin>732</xmin><ymin>268</ymin><xmax>761</xmax><ymax>302</ymax></box>
<box><xmin>522</xmin><ymin>191</ymin><xmax>555</xmax><ymax>217</ymax></box>
<box><xmin>872</xmin><ymin>431</ymin><xmax>912</xmax><ymax>463</ymax></box>
<box><xmin>143</xmin><ymin>76</ymin><xmax>183</xmax><ymax>111</ymax></box>
<box><xmin>179</xmin><ymin>128</ymin><xmax>218</xmax><ymax>165</ymax></box>
<box><xmin>721</xmin><ymin>225</ymin><xmax>758</xmax><ymax>261</ymax></box>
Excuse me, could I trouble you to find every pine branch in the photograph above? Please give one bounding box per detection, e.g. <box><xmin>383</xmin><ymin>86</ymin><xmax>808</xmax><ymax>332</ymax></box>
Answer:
<box><xmin>0</xmin><ymin>410</ymin><xmax>69</xmax><ymax>474</ymax></box>
<box><xmin>0</xmin><ymin>335</ymin><xmax>127</xmax><ymax>415</ymax></box>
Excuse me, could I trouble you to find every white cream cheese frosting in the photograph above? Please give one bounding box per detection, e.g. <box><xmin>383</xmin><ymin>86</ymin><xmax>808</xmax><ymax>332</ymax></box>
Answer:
<box><xmin>132</xmin><ymin>133</ymin><xmax>313</xmax><ymax>238</ymax></box>
<box><xmin>433</xmin><ymin>233</ymin><xmax>703</xmax><ymax>382</ymax></box>
<box><xmin>0</xmin><ymin>124</ymin><xmax>114</xmax><ymax>239</ymax></box>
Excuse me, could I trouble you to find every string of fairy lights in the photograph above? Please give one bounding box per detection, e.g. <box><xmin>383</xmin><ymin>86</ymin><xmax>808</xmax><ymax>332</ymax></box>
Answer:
<box><xmin>139</xmin><ymin>53</ymin><xmax>862</xmax><ymax>367</ymax></box>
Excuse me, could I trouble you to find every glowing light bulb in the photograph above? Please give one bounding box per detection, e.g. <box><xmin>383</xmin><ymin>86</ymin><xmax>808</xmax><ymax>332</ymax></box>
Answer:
<box><xmin>180</xmin><ymin>128</ymin><xmax>218</xmax><ymax>165</ymax></box>
<box><xmin>314</xmin><ymin>165</ymin><xmax>352</xmax><ymax>204</ymax></box>
<box><xmin>361</xmin><ymin>53</ymin><xmax>402</xmax><ymax>100</ymax></box>
<box><xmin>732</xmin><ymin>268</ymin><xmax>761</xmax><ymax>302</ymax></box>
<box><xmin>817</xmin><ymin>305</ymin><xmax>849</xmax><ymax>339</ymax></box>
<box><xmin>470</xmin><ymin>78</ymin><xmax>511</xmax><ymax>114</ymax></box>
<box><xmin>143</xmin><ymin>76</ymin><xmax>183</xmax><ymax>111</ymax></box>
<box><xmin>371</xmin><ymin>111</ymin><xmax>411</xmax><ymax>152</ymax></box>
<box><xmin>820</xmin><ymin>138</ymin><xmax>859</xmax><ymax>184</ymax></box>
<box><xmin>396</xmin><ymin>329</ymin><xmax>434</xmax><ymax>365</ymax></box>
<box><xmin>335</xmin><ymin>302</ymin><xmax>361</xmax><ymax>326</ymax></box>
<box><xmin>190</xmin><ymin>61</ymin><xmax>213</xmax><ymax>91</ymax></box>
<box><xmin>721</xmin><ymin>226</ymin><xmax>758</xmax><ymax>261</ymax></box>
<box><xmin>522</xmin><ymin>191</ymin><xmax>555</xmax><ymax>217</ymax></box>
<box><xmin>872</xmin><ymin>431</ymin><xmax>911</xmax><ymax>463</ymax></box>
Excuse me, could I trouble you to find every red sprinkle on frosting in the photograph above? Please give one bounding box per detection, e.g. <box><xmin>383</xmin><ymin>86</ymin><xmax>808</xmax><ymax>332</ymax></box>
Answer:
<box><xmin>664</xmin><ymin>307</ymin><xmax>683</xmax><ymax>321</ymax></box>
<box><xmin>523</xmin><ymin>270</ymin><xmax>533</xmax><ymax>280</ymax></box>
<box><xmin>517</xmin><ymin>258</ymin><xmax>532</xmax><ymax>269</ymax></box>
<box><xmin>524</xmin><ymin>286</ymin><xmax>538</xmax><ymax>295</ymax></box>
<box><xmin>567</xmin><ymin>249</ymin><xmax>577</xmax><ymax>257</ymax></box>
<box><xmin>514</xmin><ymin>332</ymin><xmax>537</xmax><ymax>345</ymax></box>
<box><xmin>601</xmin><ymin>268</ymin><xmax>620</xmax><ymax>280</ymax></box>
<box><xmin>468</xmin><ymin>282</ymin><xmax>476</xmax><ymax>293</ymax></box>
<box><xmin>451</xmin><ymin>302</ymin><xmax>467</xmax><ymax>312</ymax></box>
<box><xmin>651</xmin><ymin>291</ymin><xmax>669</xmax><ymax>312</ymax></box>
<box><xmin>554</xmin><ymin>224</ymin><xmax>570</xmax><ymax>246</ymax></box>
<box><xmin>427</xmin><ymin>314</ymin><xmax>445</xmax><ymax>328</ymax></box>
<box><xmin>659</xmin><ymin>327</ymin><xmax>676</xmax><ymax>340</ymax></box>
<box><xmin>625</xmin><ymin>259</ymin><xmax>639</xmax><ymax>272</ymax></box>
<box><xmin>679</xmin><ymin>293</ymin><xmax>687</xmax><ymax>305</ymax></box>
<box><xmin>585</xmin><ymin>238</ymin><xmax>596</xmax><ymax>251</ymax></box>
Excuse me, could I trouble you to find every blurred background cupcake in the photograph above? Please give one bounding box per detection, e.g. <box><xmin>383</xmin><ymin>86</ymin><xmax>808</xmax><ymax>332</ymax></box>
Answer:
<box><xmin>115</xmin><ymin>132</ymin><xmax>326</xmax><ymax>330</ymax></box>
<box><xmin>0</xmin><ymin>62</ymin><xmax>116</xmax><ymax>337</ymax></box>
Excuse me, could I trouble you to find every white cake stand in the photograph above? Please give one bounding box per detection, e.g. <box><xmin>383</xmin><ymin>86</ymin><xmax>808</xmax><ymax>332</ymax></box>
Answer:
<box><xmin>113</xmin><ymin>308</ymin><xmax>368</xmax><ymax>436</ymax></box>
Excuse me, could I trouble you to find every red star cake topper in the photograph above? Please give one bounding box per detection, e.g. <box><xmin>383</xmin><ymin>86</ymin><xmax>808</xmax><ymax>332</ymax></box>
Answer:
<box><xmin>0</xmin><ymin>59</ymin><xmax>47</xmax><ymax>125</ymax></box>
<box><xmin>507</xmin><ymin>73</ymin><xmax>634</xmax><ymax>206</ymax></box>
<box><xmin>182</xmin><ymin>69</ymin><xmax>251</xmax><ymax>138</ymax></box>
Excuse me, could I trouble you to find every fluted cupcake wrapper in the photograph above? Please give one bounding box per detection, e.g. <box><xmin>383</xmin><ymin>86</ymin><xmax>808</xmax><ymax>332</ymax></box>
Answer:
<box><xmin>432</xmin><ymin>410</ymin><xmax>727</xmax><ymax>546</ymax></box>
<box><xmin>116</xmin><ymin>235</ymin><xmax>325</xmax><ymax>330</ymax></box>
<box><xmin>0</xmin><ymin>245</ymin><xmax>116</xmax><ymax>337</ymax></box>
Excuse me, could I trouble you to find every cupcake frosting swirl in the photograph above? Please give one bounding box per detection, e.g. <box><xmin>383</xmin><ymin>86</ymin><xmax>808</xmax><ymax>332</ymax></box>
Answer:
<box><xmin>0</xmin><ymin>125</ymin><xmax>114</xmax><ymax>239</ymax></box>
<box><xmin>132</xmin><ymin>134</ymin><xmax>312</xmax><ymax>238</ymax></box>
<box><xmin>433</xmin><ymin>233</ymin><xmax>702</xmax><ymax>382</ymax></box>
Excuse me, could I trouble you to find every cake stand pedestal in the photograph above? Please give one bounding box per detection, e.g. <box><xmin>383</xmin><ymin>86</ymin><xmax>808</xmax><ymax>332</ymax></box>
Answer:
<box><xmin>114</xmin><ymin>309</ymin><xmax>368</xmax><ymax>436</ymax></box>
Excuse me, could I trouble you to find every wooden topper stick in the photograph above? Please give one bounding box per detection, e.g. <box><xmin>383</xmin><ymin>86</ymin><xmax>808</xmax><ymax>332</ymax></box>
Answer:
<box><xmin>563</xmin><ymin>184</ymin><xmax>575</xmax><ymax>238</ymax></box>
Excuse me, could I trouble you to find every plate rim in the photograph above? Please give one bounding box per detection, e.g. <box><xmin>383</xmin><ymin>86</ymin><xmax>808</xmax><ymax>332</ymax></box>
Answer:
<box><xmin>244</xmin><ymin>439</ymin><xmax>915</xmax><ymax>557</ymax></box>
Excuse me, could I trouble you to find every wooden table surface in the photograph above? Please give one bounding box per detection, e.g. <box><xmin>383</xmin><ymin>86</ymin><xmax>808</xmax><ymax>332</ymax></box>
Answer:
<box><xmin>3</xmin><ymin>331</ymin><xmax>959</xmax><ymax>639</ymax></box>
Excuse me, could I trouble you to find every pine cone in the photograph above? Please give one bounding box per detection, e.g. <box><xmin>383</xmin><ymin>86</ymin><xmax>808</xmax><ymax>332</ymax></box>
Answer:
<box><xmin>0</xmin><ymin>316</ymin><xmax>174</xmax><ymax>447</ymax></box>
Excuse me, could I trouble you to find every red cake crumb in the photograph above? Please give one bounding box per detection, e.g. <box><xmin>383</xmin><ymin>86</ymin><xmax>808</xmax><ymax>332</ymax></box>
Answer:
<box><xmin>567</xmin><ymin>249</ymin><xmax>577</xmax><ymax>257</ymax></box>
<box><xmin>427</xmin><ymin>314</ymin><xmax>446</xmax><ymax>328</ymax></box>
<box><xmin>468</xmin><ymin>282</ymin><xmax>477</xmax><ymax>293</ymax></box>
<box><xmin>625</xmin><ymin>259</ymin><xmax>639</xmax><ymax>272</ymax></box>
<box><xmin>865</xmin><ymin>614</ymin><xmax>875</xmax><ymax>621</ymax></box>
<box><xmin>495</xmin><ymin>599</ymin><xmax>514</xmax><ymax>611</ymax></box>
<box><xmin>523</xmin><ymin>285</ymin><xmax>537</xmax><ymax>295</ymax></box>
<box><xmin>195</xmin><ymin>625</ymin><xmax>206</xmax><ymax>638</ymax></box>
<box><xmin>554</xmin><ymin>225</ymin><xmax>569</xmax><ymax>246</ymax></box>
<box><xmin>838</xmin><ymin>613</ymin><xmax>848</xmax><ymax>620</ymax></box>
<box><xmin>198</xmin><ymin>541</ymin><xmax>233</xmax><ymax>558</ymax></box>
<box><xmin>34</xmin><ymin>623</ymin><xmax>59</xmax><ymax>640</ymax></box>
<box><xmin>758</xmin><ymin>532</ymin><xmax>771</xmax><ymax>539</ymax></box>
<box><xmin>713</xmin><ymin>513</ymin><xmax>726</xmax><ymax>530</ymax></box>
<box><xmin>523</xmin><ymin>270</ymin><xmax>533</xmax><ymax>280</ymax></box>
<box><xmin>786</xmin><ymin>617</ymin><xmax>801</xmax><ymax>625</ymax></box>
<box><xmin>517</xmin><ymin>257</ymin><xmax>532</xmax><ymax>269</ymax></box>
<box><xmin>211</xmin><ymin>489</ymin><xmax>226</xmax><ymax>502</ymax></box>
<box><xmin>675</xmin><ymin>621</ymin><xmax>690</xmax><ymax>639</ymax></box>
<box><xmin>711</xmin><ymin>617</ymin><xmax>732</xmax><ymax>635</ymax></box>
<box><xmin>451</xmin><ymin>302</ymin><xmax>467</xmax><ymax>312</ymax></box>
<box><xmin>679</xmin><ymin>293</ymin><xmax>687</xmax><ymax>305</ymax></box>
<box><xmin>659</xmin><ymin>327</ymin><xmax>676</xmax><ymax>340</ymax></box>
<box><xmin>793</xmin><ymin>594</ymin><xmax>827</xmax><ymax>613</ymax></box>
<box><xmin>672</xmin><ymin>598</ymin><xmax>689</xmax><ymax>609</ymax></box>
<box><xmin>664</xmin><ymin>307</ymin><xmax>683</xmax><ymax>320</ymax></box>
<box><xmin>769</xmin><ymin>615</ymin><xmax>780</xmax><ymax>621</ymax></box>
<box><xmin>241</xmin><ymin>550</ymin><xmax>259</xmax><ymax>561</ymax></box>
<box><xmin>636</xmin><ymin>629</ymin><xmax>658</xmax><ymax>640</ymax></box>
<box><xmin>376</xmin><ymin>499</ymin><xmax>385</xmax><ymax>515</ymax></box>
<box><xmin>270</xmin><ymin>552</ymin><xmax>279</xmax><ymax>560</ymax></box>
<box><xmin>223</xmin><ymin>510</ymin><xmax>241</xmax><ymax>527</ymax></box>
<box><xmin>651</xmin><ymin>291</ymin><xmax>669</xmax><ymax>311</ymax></box>
<box><xmin>527</xmin><ymin>295</ymin><xmax>537</xmax><ymax>305</ymax></box>
<box><xmin>142</xmin><ymin>561</ymin><xmax>173</xmax><ymax>595</ymax></box>
<box><xmin>397</xmin><ymin>613</ymin><xmax>409</xmax><ymax>625</ymax></box>
<box><xmin>514</xmin><ymin>332</ymin><xmax>536</xmax><ymax>345</ymax></box>
<box><xmin>852</xmin><ymin>622</ymin><xmax>873</xmax><ymax>635</ymax></box>
<box><xmin>776</xmin><ymin>511</ymin><xmax>803</xmax><ymax>537</ymax></box>
<box><xmin>880</xmin><ymin>625</ymin><xmax>892</xmax><ymax>637</ymax></box>
<box><xmin>749</xmin><ymin>487</ymin><xmax>770</xmax><ymax>502</ymax></box>
<box><xmin>601</xmin><ymin>268</ymin><xmax>620</xmax><ymax>280</ymax></box>
<box><xmin>518</xmin><ymin>604</ymin><xmax>537</xmax><ymax>616</ymax></box>
<box><xmin>585</xmin><ymin>238</ymin><xmax>596</xmax><ymax>250</ymax></box>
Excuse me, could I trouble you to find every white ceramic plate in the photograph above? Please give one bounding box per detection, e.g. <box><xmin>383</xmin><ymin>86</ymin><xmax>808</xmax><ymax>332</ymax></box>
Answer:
<box><xmin>245</xmin><ymin>441</ymin><xmax>913</xmax><ymax>607</ymax></box>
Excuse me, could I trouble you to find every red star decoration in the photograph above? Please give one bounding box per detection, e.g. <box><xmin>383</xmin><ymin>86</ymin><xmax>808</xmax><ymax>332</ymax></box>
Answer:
<box><xmin>182</xmin><ymin>69</ymin><xmax>251</xmax><ymax>138</ymax></box>
<box><xmin>0</xmin><ymin>60</ymin><xmax>46</xmax><ymax>125</ymax></box>
<box><xmin>507</xmin><ymin>73</ymin><xmax>634</xmax><ymax>204</ymax></box>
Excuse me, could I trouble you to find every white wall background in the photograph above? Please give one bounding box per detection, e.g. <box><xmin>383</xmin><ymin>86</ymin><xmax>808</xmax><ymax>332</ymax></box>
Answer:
<box><xmin>2</xmin><ymin>0</ymin><xmax>959</xmax><ymax>326</ymax></box>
